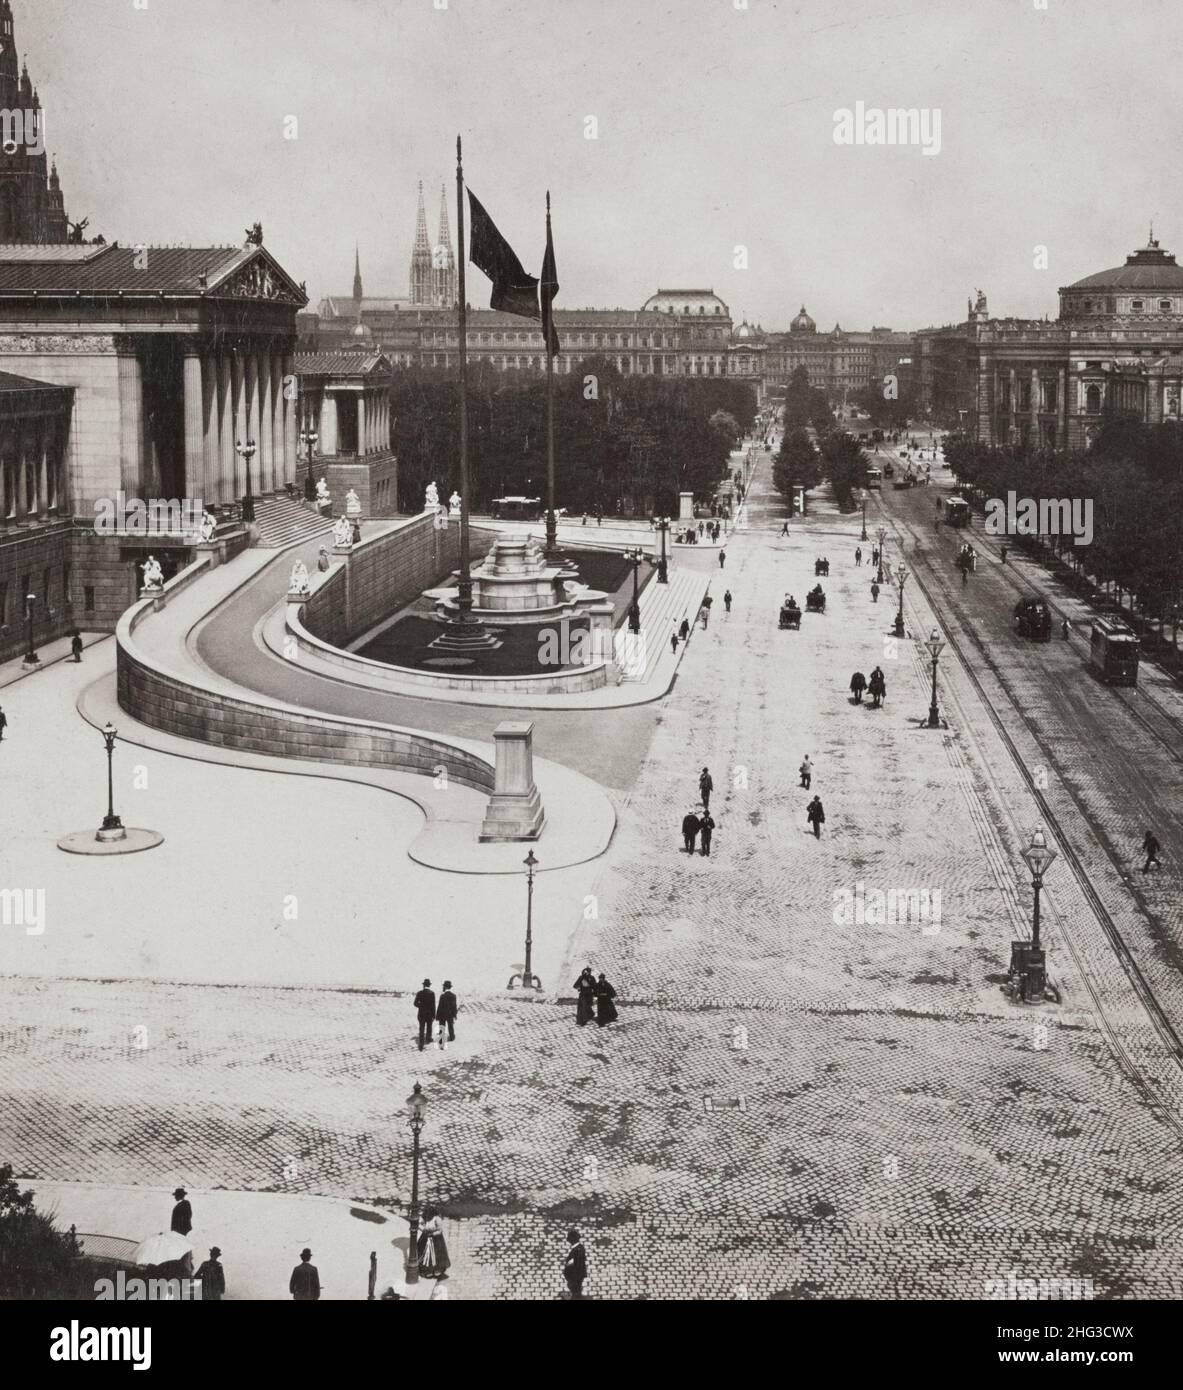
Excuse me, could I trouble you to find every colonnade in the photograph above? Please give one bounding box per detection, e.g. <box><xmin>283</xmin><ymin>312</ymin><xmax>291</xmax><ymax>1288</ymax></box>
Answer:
<box><xmin>0</xmin><ymin>412</ymin><xmax>65</xmax><ymax>525</ymax></box>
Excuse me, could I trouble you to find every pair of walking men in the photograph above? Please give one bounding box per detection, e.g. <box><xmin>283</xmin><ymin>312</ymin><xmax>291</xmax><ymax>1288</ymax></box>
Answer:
<box><xmin>413</xmin><ymin>980</ymin><xmax>459</xmax><ymax>1051</ymax></box>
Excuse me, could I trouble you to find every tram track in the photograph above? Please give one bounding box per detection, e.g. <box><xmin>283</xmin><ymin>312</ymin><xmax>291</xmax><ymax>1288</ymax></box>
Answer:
<box><xmin>879</xmin><ymin>494</ymin><xmax>1183</xmax><ymax>1141</ymax></box>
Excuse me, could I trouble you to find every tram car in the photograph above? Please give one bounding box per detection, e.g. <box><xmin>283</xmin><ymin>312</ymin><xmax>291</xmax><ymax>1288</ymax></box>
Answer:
<box><xmin>944</xmin><ymin>496</ymin><xmax>972</xmax><ymax>527</ymax></box>
<box><xmin>1089</xmin><ymin>617</ymin><xmax>1139</xmax><ymax>686</ymax></box>
<box><xmin>491</xmin><ymin>495</ymin><xmax>543</xmax><ymax>521</ymax></box>
<box><xmin>1013</xmin><ymin>595</ymin><xmax>1052</xmax><ymax>642</ymax></box>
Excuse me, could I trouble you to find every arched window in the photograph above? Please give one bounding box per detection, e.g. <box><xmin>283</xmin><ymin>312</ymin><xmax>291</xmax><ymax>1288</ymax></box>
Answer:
<box><xmin>1161</xmin><ymin>300</ymin><xmax>1172</xmax><ymax>312</ymax></box>
<box><xmin>1085</xmin><ymin>383</ymin><xmax>1101</xmax><ymax>412</ymax></box>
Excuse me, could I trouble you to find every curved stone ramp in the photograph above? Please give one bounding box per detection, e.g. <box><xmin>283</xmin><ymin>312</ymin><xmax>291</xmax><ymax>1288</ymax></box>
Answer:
<box><xmin>114</xmin><ymin>554</ymin><xmax>615</xmax><ymax>873</ymax></box>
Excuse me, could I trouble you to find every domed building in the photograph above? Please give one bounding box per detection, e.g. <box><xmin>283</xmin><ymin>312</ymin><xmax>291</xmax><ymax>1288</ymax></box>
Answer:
<box><xmin>790</xmin><ymin>305</ymin><xmax>816</xmax><ymax>334</ymax></box>
<box><xmin>949</xmin><ymin>231</ymin><xmax>1183</xmax><ymax>449</ymax></box>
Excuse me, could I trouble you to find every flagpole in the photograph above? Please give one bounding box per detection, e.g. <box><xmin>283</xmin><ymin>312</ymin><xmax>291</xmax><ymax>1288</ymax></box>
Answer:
<box><xmin>544</xmin><ymin>191</ymin><xmax>556</xmax><ymax>557</ymax></box>
<box><xmin>456</xmin><ymin>134</ymin><xmax>472</xmax><ymax>620</ymax></box>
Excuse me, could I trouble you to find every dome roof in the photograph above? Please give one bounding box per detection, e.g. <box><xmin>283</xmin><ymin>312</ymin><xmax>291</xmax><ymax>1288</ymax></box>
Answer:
<box><xmin>1067</xmin><ymin>240</ymin><xmax>1183</xmax><ymax>291</ymax></box>
<box><xmin>790</xmin><ymin>305</ymin><xmax>816</xmax><ymax>333</ymax></box>
<box><xmin>736</xmin><ymin>320</ymin><xmax>753</xmax><ymax>338</ymax></box>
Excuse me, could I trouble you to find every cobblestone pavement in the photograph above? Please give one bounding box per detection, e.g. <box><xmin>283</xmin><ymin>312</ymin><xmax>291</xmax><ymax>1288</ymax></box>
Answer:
<box><xmin>3</xmin><ymin>446</ymin><xmax>1183</xmax><ymax>1298</ymax></box>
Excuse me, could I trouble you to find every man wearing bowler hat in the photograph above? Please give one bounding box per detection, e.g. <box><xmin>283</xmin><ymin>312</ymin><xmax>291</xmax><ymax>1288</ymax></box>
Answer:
<box><xmin>195</xmin><ymin>1246</ymin><xmax>225</xmax><ymax>1301</ymax></box>
<box><xmin>289</xmin><ymin>1247</ymin><xmax>321</xmax><ymax>1301</ymax></box>
<box><xmin>170</xmin><ymin>1186</ymin><xmax>192</xmax><ymax>1236</ymax></box>
<box><xmin>414</xmin><ymin>979</ymin><xmax>436</xmax><ymax>1052</ymax></box>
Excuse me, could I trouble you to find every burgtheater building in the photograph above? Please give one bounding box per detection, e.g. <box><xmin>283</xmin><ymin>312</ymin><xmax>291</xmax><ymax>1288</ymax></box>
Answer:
<box><xmin>916</xmin><ymin>235</ymin><xmax>1183</xmax><ymax>449</ymax></box>
<box><xmin>0</xmin><ymin>236</ymin><xmax>307</xmax><ymax>662</ymax></box>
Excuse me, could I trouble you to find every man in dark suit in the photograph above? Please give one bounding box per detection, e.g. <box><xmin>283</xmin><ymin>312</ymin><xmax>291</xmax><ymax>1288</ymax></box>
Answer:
<box><xmin>563</xmin><ymin>1228</ymin><xmax>587</xmax><ymax>1299</ymax></box>
<box><xmin>436</xmin><ymin>981</ymin><xmax>458</xmax><ymax>1045</ymax></box>
<box><xmin>195</xmin><ymin>1247</ymin><xmax>225</xmax><ymax>1301</ymax></box>
<box><xmin>170</xmin><ymin>1187</ymin><xmax>192</xmax><ymax>1236</ymax></box>
<box><xmin>0</xmin><ymin>705</ymin><xmax>7</xmax><ymax>740</ymax></box>
<box><xmin>681</xmin><ymin>810</ymin><xmax>700</xmax><ymax>854</ymax></box>
<box><xmin>414</xmin><ymin>979</ymin><xmax>436</xmax><ymax>1052</ymax></box>
<box><xmin>289</xmin><ymin>1248</ymin><xmax>321</xmax><ymax>1301</ymax></box>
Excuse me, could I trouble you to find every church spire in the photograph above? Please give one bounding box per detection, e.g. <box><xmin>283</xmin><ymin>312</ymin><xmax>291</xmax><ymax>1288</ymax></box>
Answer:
<box><xmin>353</xmin><ymin>243</ymin><xmax>363</xmax><ymax>302</ymax></box>
<box><xmin>409</xmin><ymin>180</ymin><xmax>433</xmax><ymax>305</ymax></box>
<box><xmin>413</xmin><ymin>181</ymin><xmax>431</xmax><ymax>256</ymax></box>
<box><xmin>437</xmin><ymin>183</ymin><xmax>453</xmax><ymax>256</ymax></box>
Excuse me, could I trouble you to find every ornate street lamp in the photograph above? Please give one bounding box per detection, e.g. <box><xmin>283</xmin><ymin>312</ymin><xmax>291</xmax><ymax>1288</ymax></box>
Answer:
<box><xmin>1020</xmin><ymin>826</ymin><xmax>1057</xmax><ymax>953</ymax></box>
<box><xmin>300</xmin><ymin>427</ymin><xmax>318</xmax><ymax>500</ymax></box>
<box><xmin>860</xmin><ymin>494</ymin><xmax>868</xmax><ymax>542</ymax></box>
<box><xmin>893</xmin><ymin>561</ymin><xmax>908</xmax><ymax>638</ymax></box>
<box><xmin>924</xmin><ymin>627</ymin><xmax>945</xmax><ymax>728</ymax></box>
<box><xmin>235</xmin><ymin>438</ymin><xmax>258</xmax><ymax>523</ymax></box>
<box><xmin>97</xmin><ymin>722</ymin><xmax>126</xmax><ymax>843</ymax></box>
<box><xmin>22</xmin><ymin>592</ymin><xmax>39</xmax><ymax>667</ymax></box>
<box><xmin>404</xmin><ymin>1082</ymin><xmax>428</xmax><ymax>1285</ymax></box>
<box><xmin>508</xmin><ymin>849</ymin><xmax>542</xmax><ymax>991</ymax></box>
<box><xmin>625</xmin><ymin>547</ymin><xmax>643</xmax><ymax>634</ymax></box>
<box><xmin>654</xmin><ymin>517</ymin><xmax>670</xmax><ymax>584</ymax></box>
<box><xmin>876</xmin><ymin>525</ymin><xmax>887</xmax><ymax>584</ymax></box>
<box><xmin>1012</xmin><ymin>826</ymin><xmax>1057</xmax><ymax>1003</ymax></box>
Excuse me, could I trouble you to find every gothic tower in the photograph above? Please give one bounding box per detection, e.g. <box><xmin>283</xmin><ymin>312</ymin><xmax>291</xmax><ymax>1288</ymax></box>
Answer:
<box><xmin>431</xmin><ymin>183</ymin><xmax>456</xmax><ymax>308</ymax></box>
<box><xmin>0</xmin><ymin>0</ymin><xmax>70</xmax><ymax>242</ymax></box>
<box><xmin>409</xmin><ymin>181</ymin><xmax>433</xmax><ymax>306</ymax></box>
<box><xmin>352</xmin><ymin>244</ymin><xmax>363</xmax><ymax>306</ymax></box>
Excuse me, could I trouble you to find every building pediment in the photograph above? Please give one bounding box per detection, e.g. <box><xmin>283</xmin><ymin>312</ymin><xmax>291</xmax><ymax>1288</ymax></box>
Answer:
<box><xmin>208</xmin><ymin>248</ymin><xmax>308</xmax><ymax>307</ymax></box>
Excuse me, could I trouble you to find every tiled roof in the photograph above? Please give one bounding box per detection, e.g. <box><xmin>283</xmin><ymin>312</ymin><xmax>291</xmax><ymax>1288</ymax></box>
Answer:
<box><xmin>0</xmin><ymin>244</ymin><xmax>298</xmax><ymax>297</ymax></box>
<box><xmin>294</xmin><ymin>350</ymin><xmax>392</xmax><ymax>377</ymax></box>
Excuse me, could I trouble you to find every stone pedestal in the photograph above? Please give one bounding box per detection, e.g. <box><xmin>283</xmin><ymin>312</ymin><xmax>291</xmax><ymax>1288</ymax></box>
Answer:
<box><xmin>587</xmin><ymin>601</ymin><xmax>616</xmax><ymax>666</ymax></box>
<box><xmin>479</xmin><ymin>721</ymin><xmax>545</xmax><ymax>842</ymax></box>
<box><xmin>679</xmin><ymin>491</ymin><xmax>695</xmax><ymax>521</ymax></box>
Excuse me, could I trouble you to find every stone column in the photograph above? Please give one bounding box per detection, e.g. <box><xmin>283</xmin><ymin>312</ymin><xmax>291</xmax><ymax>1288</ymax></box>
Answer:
<box><xmin>320</xmin><ymin>393</ymin><xmax>339</xmax><ymax>455</ymax></box>
<box><xmin>358</xmin><ymin>394</ymin><xmax>367</xmax><ymax>456</ymax></box>
<box><xmin>233</xmin><ymin>352</ymin><xmax>248</xmax><ymax>497</ymax></box>
<box><xmin>282</xmin><ymin>351</ymin><xmax>297</xmax><ymax>489</ymax></box>
<box><xmin>1058</xmin><ymin>366</ymin><xmax>1068</xmax><ymax>449</ymax></box>
<box><xmin>36</xmin><ymin>419</ymin><xmax>49</xmax><ymax>519</ymax></box>
<box><xmin>256</xmin><ymin>350</ymin><xmax>272</xmax><ymax>494</ymax></box>
<box><xmin>182</xmin><ymin>349</ymin><xmax>204</xmax><ymax>505</ymax></box>
<box><xmin>479</xmin><ymin>721</ymin><xmax>546</xmax><ymax>842</ymax></box>
<box><xmin>269</xmin><ymin>353</ymin><xmax>283</xmax><ymax>491</ymax></box>
<box><xmin>218</xmin><ymin>353</ymin><xmax>233</xmax><ymax>505</ymax></box>
<box><xmin>1030</xmin><ymin>366</ymin><xmax>1040</xmax><ymax>446</ymax></box>
<box><xmin>117</xmin><ymin>353</ymin><xmax>144</xmax><ymax>496</ymax></box>
<box><xmin>201</xmin><ymin>353</ymin><xmax>217</xmax><ymax>511</ymax></box>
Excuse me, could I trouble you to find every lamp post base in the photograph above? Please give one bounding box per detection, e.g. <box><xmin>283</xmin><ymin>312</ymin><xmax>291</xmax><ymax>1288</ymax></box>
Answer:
<box><xmin>22</xmin><ymin>652</ymin><xmax>40</xmax><ymax>667</ymax></box>
<box><xmin>242</xmin><ymin>496</ymin><xmax>255</xmax><ymax>524</ymax></box>
<box><xmin>507</xmin><ymin>970</ymin><xmax>543</xmax><ymax>991</ymax></box>
<box><xmin>893</xmin><ymin>616</ymin><xmax>905</xmax><ymax>638</ymax></box>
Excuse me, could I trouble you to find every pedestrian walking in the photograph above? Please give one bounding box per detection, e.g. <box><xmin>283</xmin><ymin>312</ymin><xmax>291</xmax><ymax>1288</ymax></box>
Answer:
<box><xmin>436</xmin><ymin>981</ymin><xmax>458</xmax><ymax>1046</ymax></box>
<box><xmin>1143</xmin><ymin>830</ymin><xmax>1162</xmax><ymax>873</ymax></box>
<box><xmin>670</xmin><ymin>631</ymin><xmax>679</xmax><ymax>654</ymax></box>
<box><xmin>870</xmin><ymin>581</ymin><xmax>880</xmax><ymax>603</ymax></box>
<box><xmin>413</xmin><ymin>979</ymin><xmax>436</xmax><ymax>1052</ymax></box>
<box><xmin>698</xmin><ymin>520</ymin><xmax>705</xmax><ymax>537</ymax></box>
<box><xmin>961</xmin><ymin>566</ymin><xmax>968</xmax><ymax>588</ymax></box>
<box><xmin>868</xmin><ymin>666</ymin><xmax>887</xmax><ymax>709</ymax></box>
<box><xmin>595</xmin><ymin>974</ymin><xmax>619</xmax><ymax>1025</ymax></box>
<box><xmin>855</xmin><ymin>546</ymin><xmax>862</xmax><ymax>566</ymax></box>
<box><xmin>195</xmin><ymin>1247</ymin><xmax>225</xmax><ymax>1301</ymax></box>
<box><xmin>799</xmin><ymin>755</ymin><xmax>812</xmax><ymax>790</ymax></box>
<box><xmin>596</xmin><ymin>511</ymin><xmax>602</xmax><ymax>527</ymax></box>
<box><xmin>781</xmin><ymin>521</ymin><xmax>789</xmax><ymax>536</ymax></box>
<box><xmin>563</xmin><ymin>1228</ymin><xmax>588</xmax><ymax>1300</ymax></box>
<box><xmin>581</xmin><ymin>513</ymin><xmax>587</xmax><ymax>527</ymax></box>
<box><xmin>574</xmin><ymin>967</ymin><xmax>597</xmax><ymax>1025</ymax></box>
<box><xmin>417</xmin><ymin>1207</ymin><xmax>451</xmax><ymax>1280</ymax></box>
<box><xmin>681</xmin><ymin>808</ymin><xmax>701</xmax><ymax>854</ymax></box>
<box><xmin>170</xmin><ymin>1187</ymin><xmax>192</xmax><ymax>1236</ymax></box>
<box><xmin>71</xmin><ymin>632</ymin><xmax>83</xmax><ymax>662</ymax></box>
<box><xmin>718</xmin><ymin>549</ymin><xmax>726</xmax><ymax>569</ymax></box>
<box><xmin>699</xmin><ymin>767</ymin><xmax>713</xmax><ymax>810</ymax></box>
<box><xmin>849</xmin><ymin>671</ymin><xmax>867</xmax><ymax>704</ymax></box>
<box><xmin>1000</xmin><ymin>544</ymin><xmax>1008</xmax><ymax>564</ymax></box>
<box><xmin>806</xmin><ymin>795</ymin><xmax>826</xmax><ymax>839</ymax></box>
<box><xmin>724</xmin><ymin>589</ymin><xmax>732</xmax><ymax>613</ymax></box>
<box><xmin>1061</xmin><ymin>618</ymin><xmax>1071</xmax><ymax>639</ymax></box>
<box><xmin>0</xmin><ymin>705</ymin><xmax>7</xmax><ymax>740</ymax></box>
<box><xmin>679</xmin><ymin>617</ymin><xmax>690</xmax><ymax>642</ymax></box>
<box><xmin>290</xmin><ymin>1248</ymin><xmax>321</xmax><ymax>1302</ymax></box>
<box><xmin>699</xmin><ymin>811</ymin><xmax>715</xmax><ymax>856</ymax></box>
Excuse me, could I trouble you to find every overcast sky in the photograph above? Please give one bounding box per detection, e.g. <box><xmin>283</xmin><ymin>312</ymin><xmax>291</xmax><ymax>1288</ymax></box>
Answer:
<box><xmin>20</xmin><ymin>0</ymin><xmax>1181</xmax><ymax>329</ymax></box>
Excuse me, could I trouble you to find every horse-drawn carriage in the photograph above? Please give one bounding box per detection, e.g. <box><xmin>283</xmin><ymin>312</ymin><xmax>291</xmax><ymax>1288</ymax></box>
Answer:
<box><xmin>814</xmin><ymin>557</ymin><xmax>830</xmax><ymax>576</ymax></box>
<box><xmin>779</xmin><ymin>599</ymin><xmax>802</xmax><ymax>630</ymax></box>
<box><xmin>806</xmin><ymin>586</ymin><xmax>826</xmax><ymax>613</ymax></box>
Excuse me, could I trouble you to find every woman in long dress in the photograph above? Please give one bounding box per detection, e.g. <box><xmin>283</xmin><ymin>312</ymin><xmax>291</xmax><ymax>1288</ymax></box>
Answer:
<box><xmin>594</xmin><ymin>974</ymin><xmax>618</xmax><ymax>1026</ymax></box>
<box><xmin>417</xmin><ymin>1206</ymin><xmax>450</xmax><ymax>1280</ymax></box>
<box><xmin>574</xmin><ymin>967</ymin><xmax>596</xmax><ymax>1026</ymax></box>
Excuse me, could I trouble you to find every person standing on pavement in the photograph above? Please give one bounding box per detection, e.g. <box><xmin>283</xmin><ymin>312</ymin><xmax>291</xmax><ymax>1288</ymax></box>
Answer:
<box><xmin>0</xmin><ymin>704</ymin><xmax>6</xmax><ymax>740</ymax></box>
<box><xmin>594</xmin><ymin>974</ymin><xmax>619</xmax><ymax>1025</ymax></box>
<box><xmin>1143</xmin><ymin>830</ymin><xmax>1162</xmax><ymax>872</ymax></box>
<box><xmin>1000</xmin><ymin>544</ymin><xmax>1008</xmax><ymax>564</ymax></box>
<box><xmin>417</xmin><ymin>1207</ymin><xmax>451</xmax><ymax>1280</ymax></box>
<box><xmin>436</xmin><ymin>981</ymin><xmax>458</xmax><ymax>1047</ymax></box>
<box><xmin>855</xmin><ymin>546</ymin><xmax>862</xmax><ymax>566</ymax></box>
<box><xmin>724</xmin><ymin>589</ymin><xmax>732</xmax><ymax>614</ymax></box>
<box><xmin>849</xmin><ymin>671</ymin><xmax>867</xmax><ymax>704</ymax></box>
<box><xmin>71</xmin><ymin>632</ymin><xmax>83</xmax><ymax>662</ymax></box>
<box><xmin>681</xmin><ymin>808</ymin><xmax>701</xmax><ymax>854</ymax></box>
<box><xmin>195</xmin><ymin>1247</ymin><xmax>225</xmax><ymax>1301</ymax></box>
<box><xmin>413</xmin><ymin>979</ymin><xmax>436</xmax><ymax>1052</ymax></box>
<box><xmin>290</xmin><ymin>1248</ymin><xmax>321</xmax><ymax>1301</ymax></box>
<box><xmin>679</xmin><ymin>617</ymin><xmax>690</xmax><ymax>642</ymax></box>
<box><xmin>699</xmin><ymin>767</ymin><xmax>713</xmax><ymax>810</ymax></box>
<box><xmin>564</xmin><ymin>1228</ymin><xmax>588</xmax><ymax>1299</ymax></box>
<box><xmin>670</xmin><ymin>630</ymin><xmax>679</xmax><ymax>654</ymax></box>
<box><xmin>718</xmin><ymin>549</ymin><xmax>726</xmax><ymax>569</ymax></box>
<box><xmin>574</xmin><ymin>967</ymin><xmax>597</xmax><ymax>1025</ymax></box>
<box><xmin>799</xmin><ymin>755</ymin><xmax>812</xmax><ymax>790</ymax></box>
<box><xmin>870</xmin><ymin>581</ymin><xmax>880</xmax><ymax>603</ymax></box>
<box><xmin>699</xmin><ymin>810</ymin><xmax>715</xmax><ymax>856</ymax></box>
<box><xmin>806</xmin><ymin>795</ymin><xmax>826</xmax><ymax>839</ymax></box>
<box><xmin>170</xmin><ymin>1187</ymin><xmax>192</xmax><ymax>1236</ymax></box>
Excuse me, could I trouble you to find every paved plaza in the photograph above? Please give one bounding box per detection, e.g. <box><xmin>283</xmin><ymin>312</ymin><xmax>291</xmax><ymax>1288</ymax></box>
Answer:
<box><xmin>3</xmin><ymin>443</ymin><xmax>1183</xmax><ymax>1299</ymax></box>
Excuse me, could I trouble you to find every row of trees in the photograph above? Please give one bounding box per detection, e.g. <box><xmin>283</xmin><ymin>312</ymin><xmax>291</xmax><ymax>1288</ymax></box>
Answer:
<box><xmin>943</xmin><ymin>416</ymin><xmax>1183</xmax><ymax>638</ymax></box>
<box><xmin>774</xmin><ymin>367</ymin><xmax>869</xmax><ymax>511</ymax></box>
<box><xmin>388</xmin><ymin>360</ymin><xmax>756</xmax><ymax>516</ymax></box>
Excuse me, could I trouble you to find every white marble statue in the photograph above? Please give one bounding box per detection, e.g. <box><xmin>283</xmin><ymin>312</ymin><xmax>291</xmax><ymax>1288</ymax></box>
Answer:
<box><xmin>332</xmin><ymin>514</ymin><xmax>354</xmax><ymax>548</ymax></box>
<box><xmin>199</xmin><ymin>511</ymin><xmax>217</xmax><ymax>543</ymax></box>
<box><xmin>141</xmin><ymin>555</ymin><xmax>164</xmax><ymax>590</ymax></box>
<box><xmin>425</xmin><ymin>481</ymin><xmax>440</xmax><ymax>511</ymax></box>
<box><xmin>289</xmin><ymin>560</ymin><xmax>311</xmax><ymax>596</ymax></box>
<box><xmin>449</xmin><ymin>490</ymin><xmax>461</xmax><ymax>517</ymax></box>
<box><xmin>345</xmin><ymin>488</ymin><xmax>361</xmax><ymax>516</ymax></box>
<box><xmin>315</xmin><ymin>476</ymin><xmax>331</xmax><ymax>505</ymax></box>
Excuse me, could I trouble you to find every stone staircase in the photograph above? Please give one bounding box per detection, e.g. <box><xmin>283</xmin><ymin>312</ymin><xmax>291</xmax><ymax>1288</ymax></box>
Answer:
<box><xmin>618</xmin><ymin>567</ymin><xmax>710</xmax><ymax>683</ymax></box>
<box><xmin>253</xmin><ymin>494</ymin><xmax>334</xmax><ymax>549</ymax></box>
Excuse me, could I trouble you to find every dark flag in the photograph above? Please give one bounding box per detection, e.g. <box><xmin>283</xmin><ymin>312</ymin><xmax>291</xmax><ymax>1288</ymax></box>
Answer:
<box><xmin>467</xmin><ymin>190</ymin><xmax>540</xmax><ymax>319</ymax></box>
<box><xmin>541</xmin><ymin>193</ymin><xmax>560</xmax><ymax>357</ymax></box>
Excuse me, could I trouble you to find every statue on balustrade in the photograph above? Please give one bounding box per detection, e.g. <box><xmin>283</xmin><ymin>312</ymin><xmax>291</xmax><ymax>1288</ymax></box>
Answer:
<box><xmin>289</xmin><ymin>560</ymin><xmax>311</xmax><ymax>596</ymax></box>
<box><xmin>141</xmin><ymin>555</ymin><xmax>164</xmax><ymax>591</ymax></box>
<box><xmin>332</xmin><ymin>514</ymin><xmax>354</xmax><ymax>548</ymax></box>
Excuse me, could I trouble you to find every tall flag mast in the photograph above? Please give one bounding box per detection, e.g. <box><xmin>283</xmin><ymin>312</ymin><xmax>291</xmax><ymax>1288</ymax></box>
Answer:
<box><xmin>454</xmin><ymin>135</ymin><xmax>472</xmax><ymax>622</ymax></box>
<box><xmin>541</xmin><ymin>191</ymin><xmax>560</xmax><ymax>556</ymax></box>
